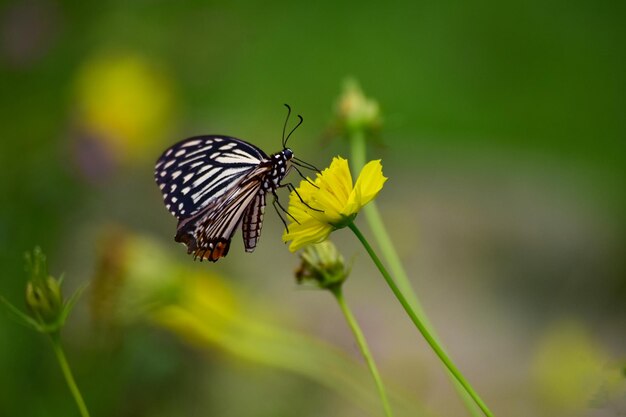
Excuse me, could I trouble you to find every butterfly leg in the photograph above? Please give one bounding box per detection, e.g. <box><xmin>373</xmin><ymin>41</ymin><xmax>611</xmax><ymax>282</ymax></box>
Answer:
<box><xmin>280</xmin><ymin>183</ymin><xmax>323</xmax><ymax>212</ymax></box>
<box><xmin>271</xmin><ymin>191</ymin><xmax>300</xmax><ymax>232</ymax></box>
<box><xmin>291</xmin><ymin>165</ymin><xmax>320</xmax><ymax>189</ymax></box>
<box><xmin>292</xmin><ymin>157</ymin><xmax>321</xmax><ymax>173</ymax></box>
<box><xmin>272</xmin><ymin>199</ymin><xmax>291</xmax><ymax>233</ymax></box>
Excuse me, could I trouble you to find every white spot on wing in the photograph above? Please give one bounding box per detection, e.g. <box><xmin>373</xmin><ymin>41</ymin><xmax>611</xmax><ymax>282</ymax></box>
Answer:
<box><xmin>233</xmin><ymin>149</ymin><xmax>256</xmax><ymax>158</ymax></box>
<box><xmin>184</xmin><ymin>145</ymin><xmax>213</xmax><ymax>159</ymax></box>
<box><xmin>182</xmin><ymin>139</ymin><xmax>202</xmax><ymax>147</ymax></box>
<box><xmin>182</xmin><ymin>187</ymin><xmax>191</xmax><ymax>195</ymax></box>
<box><xmin>192</xmin><ymin>167</ymin><xmax>219</xmax><ymax>187</ymax></box>
<box><xmin>215</xmin><ymin>154</ymin><xmax>260</xmax><ymax>164</ymax></box>
<box><xmin>175</xmin><ymin>150</ymin><xmax>186</xmax><ymax>157</ymax></box>
<box><xmin>198</xmin><ymin>164</ymin><xmax>214</xmax><ymax>174</ymax></box>
<box><xmin>172</xmin><ymin>170</ymin><xmax>182</xmax><ymax>179</ymax></box>
<box><xmin>183</xmin><ymin>173</ymin><xmax>194</xmax><ymax>183</ymax></box>
<box><xmin>164</xmin><ymin>160</ymin><xmax>175</xmax><ymax>169</ymax></box>
<box><xmin>219</xmin><ymin>143</ymin><xmax>237</xmax><ymax>151</ymax></box>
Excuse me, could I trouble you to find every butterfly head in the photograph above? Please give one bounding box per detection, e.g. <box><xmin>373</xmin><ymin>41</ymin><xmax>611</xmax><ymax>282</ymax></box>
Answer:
<box><xmin>268</xmin><ymin>148</ymin><xmax>294</xmax><ymax>187</ymax></box>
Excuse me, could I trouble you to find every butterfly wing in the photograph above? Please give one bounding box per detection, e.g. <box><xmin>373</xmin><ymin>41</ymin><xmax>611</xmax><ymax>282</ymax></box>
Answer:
<box><xmin>154</xmin><ymin>135</ymin><xmax>268</xmax><ymax>218</ymax></box>
<box><xmin>175</xmin><ymin>166</ymin><xmax>270</xmax><ymax>261</ymax></box>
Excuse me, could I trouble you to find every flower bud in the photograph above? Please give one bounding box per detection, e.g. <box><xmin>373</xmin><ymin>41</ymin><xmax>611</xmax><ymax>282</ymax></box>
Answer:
<box><xmin>24</xmin><ymin>248</ymin><xmax>64</xmax><ymax>326</ymax></box>
<box><xmin>26</xmin><ymin>276</ymin><xmax>63</xmax><ymax>324</ymax></box>
<box><xmin>295</xmin><ymin>241</ymin><xmax>350</xmax><ymax>290</ymax></box>
<box><xmin>335</xmin><ymin>79</ymin><xmax>381</xmax><ymax>135</ymax></box>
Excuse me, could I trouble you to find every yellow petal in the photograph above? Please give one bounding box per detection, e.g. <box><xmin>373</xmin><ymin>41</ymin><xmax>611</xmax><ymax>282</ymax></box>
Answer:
<box><xmin>326</xmin><ymin>157</ymin><xmax>353</xmax><ymax>203</ymax></box>
<box><xmin>283</xmin><ymin>220</ymin><xmax>333</xmax><ymax>252</ymax></box>
<box><xmin>346</xmin><ymin>160</ymin><xmax>387</xmax><ymax>212</ymax></box>
<box><xmin>311</xmin><ymin>157</ymin><xmax>352</xmax><ymax>219</ymax></box>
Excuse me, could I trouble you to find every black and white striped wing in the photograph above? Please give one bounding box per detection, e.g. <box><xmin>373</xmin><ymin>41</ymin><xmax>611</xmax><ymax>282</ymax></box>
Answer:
<box><xmin>154</xmin><ymin>135</ymin><xmax>268</xmax><ymax>219</ymax></box>
<box><xmin>174</xmin><ymin>167</ymin><xmax>269</xmax><ymax>262</ymax></box>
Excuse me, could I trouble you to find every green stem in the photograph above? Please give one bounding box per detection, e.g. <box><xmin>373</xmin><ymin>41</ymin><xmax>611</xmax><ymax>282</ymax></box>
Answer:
<box><xmin>349</xmin><ymin>130</ymin><xmax>426</xmax><ymax>316</ymax></box>
<box><xmin>350</xmin><ymin>131</ymin><xmax>426</xmax><ymax>319</ymax></box>
<box><xmin>350</xmin><ymin>129</ymin><xmax>368</xmax><ymax>172</ymax></box>
<box><xmin>330</xmin><ymin>285</ymin><xmax>394</xmax><ymax>417</ymax></box>
<box><xmin>350</xmin><ymin>130</ymin><xmax>483</xmax><ymax>416</ymax></box>
<box><xmin>348</xmin><ymin>222</ymin><xmax>494</xmax><ymax>417</ymax></box>
<box><xmin>49</xmin><ymin>334</ymin><xmax>91</xmax><ymax>417</ymax></box>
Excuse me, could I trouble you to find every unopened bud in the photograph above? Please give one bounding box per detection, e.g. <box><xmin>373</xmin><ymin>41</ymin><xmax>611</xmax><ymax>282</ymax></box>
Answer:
<box><xmin>296</xmin><ymin>241</ymin><xmax>349</xmax><ymax>290</ymax></box>
<box><xmin>24</xmin><ymin>248</ymin><xmax>65</xmax><ymax>327</ymax></box>
<box><xmin>335</xmin><ymin>79</ymin><xmax>381</xmax><ymax>135</ymax></box>
<box><xmin>26</xmin><ymin>276</ymin><xmax>63</xmax><ymax>324</ymax></box>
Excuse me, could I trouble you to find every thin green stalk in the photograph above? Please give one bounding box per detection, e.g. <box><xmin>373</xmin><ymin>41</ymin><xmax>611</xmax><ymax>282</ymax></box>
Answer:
<box><xmin>350</xmin><ymin>131</ymin><xmax>424</xmax><ymax>314</ymax></box>
<box><xmin>350</xmin><ymin>130</ymin><xmax>368</xmax><ymax>174</ymax></box>
<box><xmin>350</xmin><ymin>130</ymin><xmax>426</xmax><ymax>318</ymax></box>
<box><xmin>330</xmin><ymin>285</ymin><xmax>394</xmax><ymax>417</ymax></box>
<box><xmin>49</xmin><ymin>334</ymin><xmax>91</xmax><ymax>417</ymax></box>
<box><xmin>350</xmin><ymin>130</ymin><xmax>483</xmax><ymax>416</ymax></box>
<box><xmin>348</xmin><ymin>222</ymin><xmax>494</xmax><ymax>417</ymax></box>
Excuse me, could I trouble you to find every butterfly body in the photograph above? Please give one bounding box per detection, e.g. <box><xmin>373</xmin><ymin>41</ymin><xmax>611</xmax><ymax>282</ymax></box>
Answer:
<box><xmin>155</xmin><ymin>135</ymin><xmax>293</xmax><ymax>262</ymax></box>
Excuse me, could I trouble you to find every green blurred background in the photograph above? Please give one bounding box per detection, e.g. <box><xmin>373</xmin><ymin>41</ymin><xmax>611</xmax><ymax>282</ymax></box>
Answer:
<box><xmin>1</xmin><ymin>0</ymin><xmax>624</xmax><ymax>416</ymax></box>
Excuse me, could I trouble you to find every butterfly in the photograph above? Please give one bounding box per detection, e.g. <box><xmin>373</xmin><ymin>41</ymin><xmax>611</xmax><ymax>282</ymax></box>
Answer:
<box><xmin>154</xmin><ymin>105</ymin><xmax>316</xmax><ymax>262</ymax></box>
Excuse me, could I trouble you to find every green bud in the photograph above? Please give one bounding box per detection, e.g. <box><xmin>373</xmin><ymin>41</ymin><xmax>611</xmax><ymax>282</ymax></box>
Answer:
<box><xmin>24</xmin><ymin>248</ymin><xmax>65</xmax><ymax>328</ymax></box>
<box><xmin>0</xmin><ymin>247</ymin><xmax>84</xmax><ymax>334</ymax></box>
<box><xmin>335</xmin><ymin>79</ymin><xmax>381</xmax><ymax>136</ymax></box>
<box><xmin>26</xmin><ymin>276</ymin><xmax>63</xmax><ymax>324</ymax></box>
<box><xmin>295</xmin><ymin>241</ymin><xmax>350</xmax><ymax>290</ymax></box>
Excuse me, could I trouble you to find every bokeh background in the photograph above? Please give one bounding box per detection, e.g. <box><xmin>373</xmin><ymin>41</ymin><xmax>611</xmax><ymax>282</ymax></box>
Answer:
<box><xmin>1</xmin><ymin>1</ymin><xmax>625</xmax><ymax>416</ymax></box>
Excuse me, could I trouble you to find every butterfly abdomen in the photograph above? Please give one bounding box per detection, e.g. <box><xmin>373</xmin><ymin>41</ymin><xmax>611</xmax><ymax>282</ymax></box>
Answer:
<box><xmin>242</xmin><ymin>192</ymin><xmax>266</xmax><ymax>252</ymax></box>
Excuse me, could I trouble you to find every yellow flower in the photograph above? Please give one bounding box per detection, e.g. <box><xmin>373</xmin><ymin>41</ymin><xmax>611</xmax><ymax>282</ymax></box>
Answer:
<box><xmin>531</xmin><ymin>321</ymin><xmax>624</xmax><ymax>414</ymax></box>
<box><xmin>282</xmin><ymin>156</ymin><xmax>387</xmax><ymax>252</ymax></box>
<box><xmin>74</xmin><ymin>52</ymin><xmax>176</xmax><ymax>162</ymax></box>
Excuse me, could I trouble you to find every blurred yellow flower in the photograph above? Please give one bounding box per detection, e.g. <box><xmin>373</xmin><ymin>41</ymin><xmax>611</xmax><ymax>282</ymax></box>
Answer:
<box><xmin>531</xmin><ymin>320</ymin><xmax>625</xmax><ymax>414</ymax></box>
<box><xmin>282</xmin><ymin>157</ymin><xmax>387</xmax><ymax>252</ymax></box>
<box><xmin>74</xmin><ymin>52</ymin><xmax>175</xmax><ymax>161</ymax></box>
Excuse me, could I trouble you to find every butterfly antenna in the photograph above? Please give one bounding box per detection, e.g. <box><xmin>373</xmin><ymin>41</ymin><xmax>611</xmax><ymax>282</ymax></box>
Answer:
<box><xmin>282</xmin><ymin>104</ymin><xmax>292</xmax><ymax>148</ymax></box>
<box><xmin>284</xmin><ymin>114</ymin><xmax>303</xmax><ymax>147</ymax></box>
